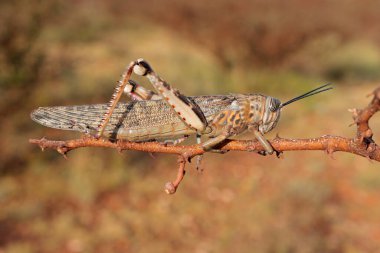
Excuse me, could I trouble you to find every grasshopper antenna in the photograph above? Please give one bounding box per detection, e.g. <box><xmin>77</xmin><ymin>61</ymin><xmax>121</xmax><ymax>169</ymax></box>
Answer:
<box><xmin>280</xmin><ymin>83</ymin><xmax>333</xmax><ymax>108</ymax></box>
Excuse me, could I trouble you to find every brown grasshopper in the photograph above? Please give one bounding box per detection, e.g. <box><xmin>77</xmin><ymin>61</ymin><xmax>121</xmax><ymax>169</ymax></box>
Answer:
<box><xmin>31</xmin><ymin>59</ymin><xmax>332</xmax><ymax>155</ymax></box>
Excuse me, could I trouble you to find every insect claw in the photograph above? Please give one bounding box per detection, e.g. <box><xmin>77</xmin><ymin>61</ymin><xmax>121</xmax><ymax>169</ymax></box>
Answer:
<box><xmin>196</xmin><ymin>155</ymin><xmax>204</xmax><ymax>172</ymax></box>
<box><xmin>257</xmin><ymin>150</ymin><xmax>268</xmax><ymax>156</ymax></box>
<box><xmin>275</xmin><ymin>150</ymin><xmax>283</xmax><ymax>158</ymax></box>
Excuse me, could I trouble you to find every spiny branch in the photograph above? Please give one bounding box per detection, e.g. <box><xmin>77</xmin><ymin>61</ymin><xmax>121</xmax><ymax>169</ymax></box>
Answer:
<box><xmin>30</xmin><ymin>86</ymin><xmax>380</xmax><ymax>194</ymax></box>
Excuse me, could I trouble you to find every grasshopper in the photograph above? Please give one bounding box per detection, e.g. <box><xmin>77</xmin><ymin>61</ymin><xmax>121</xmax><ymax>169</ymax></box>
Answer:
<box><xmin>31</xmin><ymin>59</ymin><xmax>332</xmax><ymax>155</ymax></box>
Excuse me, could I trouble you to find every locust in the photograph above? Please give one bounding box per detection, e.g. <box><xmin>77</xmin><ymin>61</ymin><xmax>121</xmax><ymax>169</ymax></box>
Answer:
<box><xmin>31</xmin><ymin>59</ymin><xmax>332</xmax><ymax>155</ymax></box>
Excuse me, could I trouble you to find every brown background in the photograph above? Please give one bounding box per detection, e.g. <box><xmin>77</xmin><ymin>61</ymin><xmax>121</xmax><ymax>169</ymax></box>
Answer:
<box><xmin>1</xmin><ymin>0</ymin><xmax>380</xmax><ymax>252</ymax></box>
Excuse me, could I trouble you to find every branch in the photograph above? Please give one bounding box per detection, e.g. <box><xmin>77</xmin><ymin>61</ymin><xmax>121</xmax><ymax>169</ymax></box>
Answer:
<box><xmin>29</xmin><ymin>86</ymin><xmax>380</xmax><ymax>194</ymax></box>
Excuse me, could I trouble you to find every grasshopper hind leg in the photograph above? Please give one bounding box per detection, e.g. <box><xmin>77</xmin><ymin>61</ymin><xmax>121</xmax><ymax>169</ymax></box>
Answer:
<box><xmin>161</xmin><ymin>135</ymin><xmax>189</xmax><ymax>146</ymax></box>
<box><xmin>124</xmin><ymin>79</ymin><xmax>161</xmax><ymax>101</ymax></box>
<box><xmin>97</xmin><ymin>61</ymin><xmax>137</xmax><ymax>138</ymax></box>
<box><xmin>98</xmin><ymin>59</ymin><xmax>209</xmax><ymax>141</ymax></box>
<box><xmin>132</xmin><ymin>59</ymin><xmax>208</xmax><ymax>133</ymax></box>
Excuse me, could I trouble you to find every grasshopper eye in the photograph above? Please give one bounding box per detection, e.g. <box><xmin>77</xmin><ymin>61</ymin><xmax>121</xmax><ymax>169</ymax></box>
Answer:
<box><xmin>269</xmin><ymin>98</ymin><xmax>281</xmax><ymax>112</ymax></box>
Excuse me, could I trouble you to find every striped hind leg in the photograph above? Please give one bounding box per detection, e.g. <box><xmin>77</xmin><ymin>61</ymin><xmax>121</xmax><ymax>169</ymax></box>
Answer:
<box><xmin>124</xmin><ymin>79</ymin><xmax>161</xmax><ymax>101</ymax></box>
<box><xmin>97</xmin><ymin>60</ymin><xmax>165</xmax><ymax>138</ymax></box>
<box><xmin>132</xmin><ymin>59</ymin><xmax>208</xmax><ymax>133</ymax></box>
<box><xmin>97</xmin><ymin>60</ymin><xmax>137</xmax><ymax>138</ymax></box>
<box><xmin>97</xmin><ymin>59</ymin><xmax>208</xmax><ymax>141</ymax></box>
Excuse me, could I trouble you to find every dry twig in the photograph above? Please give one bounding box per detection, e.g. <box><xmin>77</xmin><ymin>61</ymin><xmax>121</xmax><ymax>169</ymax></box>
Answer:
<box><xmin>30</xmin><ymin>87</ymin><xmax>380</xmax><ymax>194</ymax></box>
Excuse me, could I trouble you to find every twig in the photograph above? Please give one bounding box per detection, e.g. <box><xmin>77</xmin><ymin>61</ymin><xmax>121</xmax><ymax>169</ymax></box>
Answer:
<box><xmin>164</xmin><ymin>156</ymin><xmax>187</xmax><ymax>194</ymax></box>
<box><xmin>29</xmin><ymin>86</ymin><xmax>380</xmax><ymax>194</ymax></box>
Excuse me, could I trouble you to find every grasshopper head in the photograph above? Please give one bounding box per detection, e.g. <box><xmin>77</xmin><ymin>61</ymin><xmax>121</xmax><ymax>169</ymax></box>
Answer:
<box><xmin>259</xmin><ymin>96</ymin><xmax>281</xmax><ymax>134</ymax></box>
<box><xmin>259</xmin><ymin>83</ymin><xmax>333</xmax><ymax>134</ymax></box>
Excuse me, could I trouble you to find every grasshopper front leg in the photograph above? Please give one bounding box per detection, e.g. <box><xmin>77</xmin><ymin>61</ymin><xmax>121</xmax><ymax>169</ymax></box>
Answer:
<box><xmin>252</xmin><ymin>129</ymin><xmax>274</xmax><ymax>155</ymax></box>
<box><xmin>201</xmin><ymin>96</ymin><xmax>275</xmax><ymax>155</ymax></box>
<box><xmin>202</xmin><ymin>119</ymin><xmax>275</xmax><ymax>155</ymax></box>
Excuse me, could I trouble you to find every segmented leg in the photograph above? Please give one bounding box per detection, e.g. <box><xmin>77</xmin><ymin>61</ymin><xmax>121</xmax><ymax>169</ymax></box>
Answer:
<box><xmin>133</xmin><ymin>59</ymin><xmax>207</xmax><ymax>132</ymax></box>
<box><xmin>202</xmin><ymin>134</ymin><xmax>229</xmax><ymax>151</ymax></box>
<box><xmin>97</xmin><ymin>60</ymin><xmax>137</xmax><ymax>138</ymax></box>
<box><xmin>124</xmin><ymin>79</ymin><xmax>161</xmax><ymax>101</ymax></box>
<box><xmin>124</xmin><ymin>79</ymin><xmax>189</xmax><ymax>145</ymax></box>
<box><xmin>98</xmin><ymin>59</ymin><xmax>208</xmax><ymax>139</ymax></box>
<box><xmin>253</xmin><ymin>129</ymin><xmax>274</xmax><ymax>155</ymax></box>
<box><xmin>161</xmin><ymin>135</ymin><xmax>189</xmax><ymax>146</ymax></box>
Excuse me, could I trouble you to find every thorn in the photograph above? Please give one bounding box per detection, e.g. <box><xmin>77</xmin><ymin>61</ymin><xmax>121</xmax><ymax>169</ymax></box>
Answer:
<box><xmin>325</xmin><ymin>146</ymin><xmax>336</xmax><ymax>160</ymax></box>
<box><xmin>57</xmin><ymin>147</ymin><xmax>68</xmax><ymax>159</ymax></box>
<box><xmin>38</xmin><ymin>137</ymin><xmax>46</xmax><ymax>151</ymax></box>
<box><xmin>373</xmin><ymin>87</ymin><xmax>380</xmax><ymax>99</ymax></box>
<box><xmin>275</xmin><ymin>150</ymin><xmax>283</xmax><ymax>159</ymax></box>
<box><xmin>348</xmin><ymin>108</ymin><xmax>359</xmax><ymax>118</ymax></box>
<box><xmin>149</xmin><ymin>152</ymin><xmax>156</xmax><ymax>159</ymax></box>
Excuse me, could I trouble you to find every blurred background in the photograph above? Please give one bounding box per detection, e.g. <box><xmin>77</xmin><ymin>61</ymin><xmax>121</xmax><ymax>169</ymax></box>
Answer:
<box><xmin>1</xmin><ymin>0</ymin><xmax>380</xmax><ymax>252</ymax></box>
